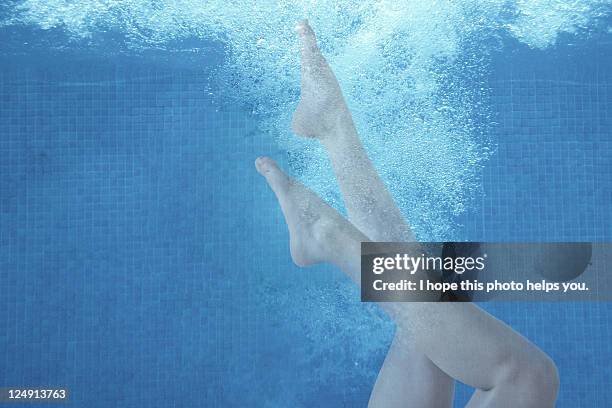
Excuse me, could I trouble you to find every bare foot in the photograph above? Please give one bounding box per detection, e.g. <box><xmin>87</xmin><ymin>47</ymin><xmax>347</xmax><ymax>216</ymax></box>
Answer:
<box><xmin>292</xmin><ymin>20</ymin><xmax>349</xmax><ymax>139</ymax></box>
<box><xmin>255</xmin><ymin>156</ymin><xmax>345</xmax><ymax>267</ymax></box>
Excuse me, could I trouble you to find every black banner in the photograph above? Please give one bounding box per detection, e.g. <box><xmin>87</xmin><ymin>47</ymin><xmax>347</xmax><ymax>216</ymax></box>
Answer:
<box><xmin>361</xmin><ymin>242</ymin><xmax>608</xmax><ymax>302</ymax></box>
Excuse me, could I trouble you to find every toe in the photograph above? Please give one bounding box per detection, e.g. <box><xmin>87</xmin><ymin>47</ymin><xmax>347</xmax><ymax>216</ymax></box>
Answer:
<box><xmin>296</xmin><ymin>19</ymin><xmax>319</xmax><ymax>61</ymax></box>
<box><xmin>255</xmin><ymin>156</ymin><xmax>278</xmax><ymax>176</ymax></box>
<box><xmin>254</xmin><ymin>156</ymin><xmax>270</xmax><ymax>175</ymax></box>
<box><xmin>255</xmin><ymin>156</ymin><xmax>292</xmax><ymax>196</ymax></box>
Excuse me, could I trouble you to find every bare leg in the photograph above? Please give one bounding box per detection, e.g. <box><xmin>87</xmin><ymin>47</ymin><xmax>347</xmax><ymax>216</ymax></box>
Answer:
<box><xmin>368</xmin><ymin>335</ymin><xmax>455</xmax><ymax>408</ymax></box>
<box><xmin>293</xmin><ymin>21</ymin><xmax>413</xmax><ymax>242</ymax></box>
<box><xmin>256</xmin><ymin>157</ymin><xmax>559</xmax><ymax>408</ymax></box>
<box><xmin>293</xmin><ymin>20</ymin><xmax>451</xmax><ymax>407</ymax></box>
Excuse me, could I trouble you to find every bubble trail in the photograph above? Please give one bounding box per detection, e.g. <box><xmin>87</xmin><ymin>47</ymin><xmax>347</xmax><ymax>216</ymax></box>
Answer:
<box><xmin>3</xmin><ymin>0</ymin><xmax>610</xmax><ymax>238</ymax></box>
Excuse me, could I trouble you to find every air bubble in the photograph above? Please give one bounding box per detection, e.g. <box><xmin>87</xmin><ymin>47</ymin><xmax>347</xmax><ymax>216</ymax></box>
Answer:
<box><xmin>3</xmin><ymin>0</ymin><xmax>608</xmax><ymax>238</ymax></box>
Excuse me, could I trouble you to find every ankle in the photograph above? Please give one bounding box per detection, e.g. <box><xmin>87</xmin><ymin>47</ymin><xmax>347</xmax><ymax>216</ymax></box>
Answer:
<box><xmin>321</xmin><ymin>113</ymin><xmax>359</xmax><ymax>148</ymax></box>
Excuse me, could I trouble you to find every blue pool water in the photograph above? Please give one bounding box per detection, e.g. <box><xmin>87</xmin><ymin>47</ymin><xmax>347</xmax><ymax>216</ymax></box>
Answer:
<box><xmin>1</xmin><ymin>2</ymin><xmax>612</xmax><ymax>407</ymax></box>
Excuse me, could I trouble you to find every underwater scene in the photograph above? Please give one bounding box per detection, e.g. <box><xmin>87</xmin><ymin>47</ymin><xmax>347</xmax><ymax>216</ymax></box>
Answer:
<box><xmin>1</xmin><ymin>1</ymin><xmax>611</xmax><ymax>407</ymax></box>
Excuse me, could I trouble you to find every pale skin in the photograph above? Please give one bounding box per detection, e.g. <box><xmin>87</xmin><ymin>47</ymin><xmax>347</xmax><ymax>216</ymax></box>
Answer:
<box><xmin>256</xmin><ymin>20</ymin><xmax>559</xmax><ymax>407</ymax></box>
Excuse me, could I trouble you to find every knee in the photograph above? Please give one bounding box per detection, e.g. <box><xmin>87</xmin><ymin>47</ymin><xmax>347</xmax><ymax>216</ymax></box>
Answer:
<box><xmin>497</xmin><ymin>350</ymin><xmax>559</xmax><ymax>406</ymax></box>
